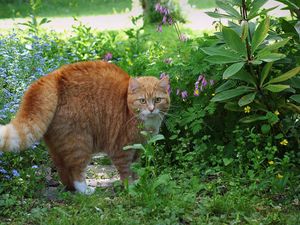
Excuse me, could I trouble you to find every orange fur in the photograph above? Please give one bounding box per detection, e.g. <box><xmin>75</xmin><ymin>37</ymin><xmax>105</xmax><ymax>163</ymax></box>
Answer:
<box><xmin>0</xmin><ymin>61</ymin><xmax>170</xmax><ymax>193</ymax></box>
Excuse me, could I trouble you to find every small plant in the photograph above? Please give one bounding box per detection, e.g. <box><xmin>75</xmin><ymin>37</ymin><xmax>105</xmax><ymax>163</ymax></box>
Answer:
<box><xmin>19</xmin><ymin>0</ymin><xmax>51</xmax><ymax>35</ymax></box>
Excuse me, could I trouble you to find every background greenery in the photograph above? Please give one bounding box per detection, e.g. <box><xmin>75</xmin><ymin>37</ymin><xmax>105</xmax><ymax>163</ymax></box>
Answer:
<box><xmin>0</xmin><ymin>0</ymin><xmax>300</xmax><ymax>224</ymax></box>
<box><xmin>0</xmin><ymin>0</ymin><xmax>132</xmax><ymax>18</ymax></box>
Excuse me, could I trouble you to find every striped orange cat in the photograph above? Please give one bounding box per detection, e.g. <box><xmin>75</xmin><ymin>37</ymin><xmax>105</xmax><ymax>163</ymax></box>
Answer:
<box><xmin>0</xmin><ymin>61</ymin><xmax>170</xmax><ymax>194</ymax></box>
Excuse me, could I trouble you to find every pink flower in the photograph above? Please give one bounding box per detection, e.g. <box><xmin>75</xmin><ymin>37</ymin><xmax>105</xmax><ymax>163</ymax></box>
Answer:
<box><xmin>157</xmin><ymin>24</ymin><xmax>162</xmax><ymax>32</ymax></box>
<box><xmin>103</xmin><ymin>52</ymin><xmax>112</xmax><ymax>61</ymax></box>
<box><xmin>179</xmin><ymin>34</ymin><xmax>188</xmax><ymax>42</ymax></box>
<box><xmin>181</xmin><ymin>91</ymin><xmax>188</xmax><ymax>99</ymax></box>
<box><xmin>164</xmin><ymin>58</ymin><xmax>173</xmax><ymax>64</ymax></box>
<box><xmin>162</xmin><ymin>16</ymin><xmax>167</xmax><ymax>24</ymax></box>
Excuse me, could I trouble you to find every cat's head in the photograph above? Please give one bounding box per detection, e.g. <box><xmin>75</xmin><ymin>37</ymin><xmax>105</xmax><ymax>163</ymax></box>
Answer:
<box><xmin>127</xmin><ymin>76</ymin><xmax>170</xmax><ymax>120</ymax></box>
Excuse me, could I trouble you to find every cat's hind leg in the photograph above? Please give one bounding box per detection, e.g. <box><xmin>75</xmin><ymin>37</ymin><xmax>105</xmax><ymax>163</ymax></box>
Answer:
<box><xmin>46</xmin><ymin>135</ymin><xmax>95</xmax><ymax>195</ymax></box>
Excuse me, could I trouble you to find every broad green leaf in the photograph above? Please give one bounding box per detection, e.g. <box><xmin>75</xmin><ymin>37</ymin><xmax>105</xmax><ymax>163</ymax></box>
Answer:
<box><xmin>240</xmin><ymin>115</ymin><xmax>267</xmax><ymax>123</ymax></box>
<box><xmin>201</xmin><ymin>47</ymin><xmax>241</xmax><ymax>58</ymax></box>
<box><xmin>289</xmin><ymin>77</ymin><xmax>300</xmax><ymax>89</ymax></box>
<box><xmin>215</xmin><ymin>80</ymin><xmax>237</xmax><ymax>93</ymax></box>
<box><xmin>205</xmin><ymin>55</ymin><xmax>242</xmax><ymax>64</ymax></box>
<box><xmin>223</xmin><ymin>62</ymin><xmax>245</xmax><ymax>79</ymax></box>
<box><xmin>216</xmin><ymin>0</ymin><xmax>242</xmax><ymax>19</ymax></box>
<box><xmin>257</xmin><ymin>39</ymin><xmax>290</xmax><ymax>56</ymax></box>
<box><xmin>261</xmin><ymin>124</ymin><xmax>271</xmax><ymax>134</ymax></box>
<box><xmin>123</xmin><ymin>144</ymin><xmax>145</xmax><ymax>151</ymax></box>
<box><xmin>290</xmin><ymin>94</ymin><xmax>300</xmax><ymax>103</ymax></box>
<box><xmin>248</xmin><ymin>0</ymin><xmax>268</xmax><ymax>19</ymax></box>
<box><xmin>231</xmin><ymin>69</ymin><xmax>256</xmax><ymax>86</ymax></box>
<box><xmin>281</xmin><ymin>19</ymin><xmax>298</xmax><ymax>35</ymax></box>
<box><xmin>257</xmin><ymin>53</ymin><xmax>285</xmax><ymax>62</ymax></box>
<box><xmin>223</xmin><ymin>158</ymin><xmax>234</xmax><ymax>166</ymax></box>
<box><xmin>148</xmin><ymin>134</ymin><xmax>165</xmax><ymax>144</ymax></box>
<box><xmin>222</xmin><ymin>27</ymin><xmax>247</xmax><ymax>56</ymax></box>
<box><xmin>286</xmin><ymin>102</ymin><xmax>300</xmax><ymax>113</ymax></box>
<box><xmin>251</xmin><ymin>17</ymin><xmax>270</xmax><ymax>52</ymax></box>
<box><xmin>260</xmin><ymin>62</ymin><xmax>273</xmax><ymax>87</ymax></box>
<box><xmin>238</xmin><ymin>92</ymin><xmax>256</xmax><ymax>106</ymax></box>
<box><xmin>211</xmin><ymin>86</ymin><xmax>252</xmax><ymax>102</ymax></box>
<box><xmin>241</xmin><ymin>20</ymin><xmax>248</xmax><ymax>41</ymax></box>
<box><xmin>224</xmin><ymin>102</ymin><xmax>243</xmax><ymax>111</ymax></box>
<box><xmin>275</xmin><ymin>133</ymin><xmax>284</xmax><ymax>139</ymax></box>
<box><xmin>205</xmin><ymin>12</ymin><xmax>237</xmax><ymax>19</ymax></box>
<box><xmin>267</xmin><ymin>67</ymin><xmax>300</xmax><ymax>84</ymax></box>
<box><xmin>264</xmin><ymin>84</ymin><xmax>290</xmax><ymax>92</ymax></box>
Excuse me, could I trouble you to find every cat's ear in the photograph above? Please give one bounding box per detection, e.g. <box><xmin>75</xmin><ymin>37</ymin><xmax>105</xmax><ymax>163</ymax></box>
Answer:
<box><xmin>159</xmin><ymin>76</ymin><xmax>170</xmax><ymax>92</ymax></box>
<box><xmin>128</xmin><ymin>78</ymin><xmax>140</xmax><ymax>92</ymax></box>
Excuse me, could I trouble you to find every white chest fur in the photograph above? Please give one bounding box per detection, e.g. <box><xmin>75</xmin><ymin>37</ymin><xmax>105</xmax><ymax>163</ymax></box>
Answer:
<box><xmin>143</xmin><ymin>115</ymin><xmax>163</xmax><ymax>134</ymax></box>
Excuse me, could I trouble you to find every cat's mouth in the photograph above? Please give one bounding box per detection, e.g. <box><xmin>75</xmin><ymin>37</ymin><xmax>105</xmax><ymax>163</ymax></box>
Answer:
<box><xmin>139</xmin><ymin>111</ymin><xmax>160</xmax><ymax>120</ymax></box>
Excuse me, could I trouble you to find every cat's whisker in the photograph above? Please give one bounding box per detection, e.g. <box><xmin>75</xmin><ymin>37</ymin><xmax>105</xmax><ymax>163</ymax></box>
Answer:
<box><xmin>123</xmin><ymin>114</ymin><xmax>140</xmax><ymax>128</ymax></box>
<box><xmin>160</xmin><ymin>111</ymin><xmax>177</xmax><ymax>118</ymax></box>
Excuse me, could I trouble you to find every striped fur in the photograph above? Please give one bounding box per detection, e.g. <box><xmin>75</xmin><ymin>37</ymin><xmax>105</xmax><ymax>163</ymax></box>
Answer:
<box><xmin>0</xmin><ymin>61</ymin><xmax>170</xmax><ymax>193</ymax></box>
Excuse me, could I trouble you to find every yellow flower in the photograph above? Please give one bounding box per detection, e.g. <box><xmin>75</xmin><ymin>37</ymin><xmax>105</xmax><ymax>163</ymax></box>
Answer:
<box><xmin>274</xmin><ymin>110</ymin><xmax>280</xmax><ymax>116</ymax></box>
<box><xmin>244</xmin><ymin>106</ymin><xmax>251</xmax><ymax>113</ymax></box>
<box><xmin>280</xmin><ymin>139</ymin><xmax>288</xmax><ymax>146</ymax></box>
<box><xmin>268</xmin><ymin>161</ymin><xmax>274</xmax><ymax>165</ymax></box>
<box><xmin>211</xmin><ymin>93</ymin><xmax>215</xmax><ymax>96</ymax></box>
<box><xmin>277</xmin><ymin>174</ymin><xmax>283</xmax><ymax>179</ymax></box>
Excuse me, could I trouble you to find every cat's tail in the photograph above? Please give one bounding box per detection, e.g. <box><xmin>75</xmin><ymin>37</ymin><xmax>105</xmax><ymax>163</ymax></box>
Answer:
<box><xmin>0</xmin><ymin>73</ymin><xmax>58</xmax><ymax>152</ymax></box>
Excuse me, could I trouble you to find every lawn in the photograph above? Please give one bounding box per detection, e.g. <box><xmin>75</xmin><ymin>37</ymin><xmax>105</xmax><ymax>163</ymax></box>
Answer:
<box><xmin>188</xmin><ymin>0</ymin><xmax>216</xmax><ymax>9</ymax></box>
<box><xmin>0</xmin><ymin>0</ymin><xmax>132</xmax><ymax>19</ymax></box>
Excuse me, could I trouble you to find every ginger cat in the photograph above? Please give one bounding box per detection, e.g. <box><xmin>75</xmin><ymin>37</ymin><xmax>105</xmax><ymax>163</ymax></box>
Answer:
<box><xmin>0</xmin><ymin>61</ymin><xmax>170</xmax><ymax>194</ymax></box>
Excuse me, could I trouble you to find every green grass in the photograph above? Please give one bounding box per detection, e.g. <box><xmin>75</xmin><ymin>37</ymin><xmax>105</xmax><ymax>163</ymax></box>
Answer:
<box><xmin>0</xmin><ymin>0</ymin><xmax>132</xmax><ymax>19</ymax></box>
<box><xmin>188</xmin><ymin>0</ymin><xmax>216</xmax><ymax>9</ymax></box>
<box><xmin>2</xmin><ymin>175</ymin><xmax>300</xmax><ymax>225</ymax></box>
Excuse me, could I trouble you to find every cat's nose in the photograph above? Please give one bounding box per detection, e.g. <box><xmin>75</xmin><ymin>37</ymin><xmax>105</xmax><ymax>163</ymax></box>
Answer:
<box><xmin>148</xmin><ymin>105</ymin><xmax>154</xmax><ymax>112</ymax></box>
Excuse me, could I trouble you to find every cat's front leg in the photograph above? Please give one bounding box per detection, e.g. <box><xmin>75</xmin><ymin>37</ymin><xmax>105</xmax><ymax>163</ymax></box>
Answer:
<box><xmin>74</xmin><ymin>179</ymin><xmax>95</xmax><ymax>195</ymax></box>
<box><xmin>111</xmin><ymin>150</ymin><xmax>137</xmax><ymax>182</ymax></box>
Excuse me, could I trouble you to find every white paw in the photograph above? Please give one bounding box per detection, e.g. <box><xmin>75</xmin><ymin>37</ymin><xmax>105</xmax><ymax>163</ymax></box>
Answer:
<box><xmin>74</xmin><ymin>181</ymin><xmax>96</xmax><ymax>195</ymax></box>
<box><xmin>84</xmin><ymin>186</ymin><xmax>95</xmax><ymax>195</ymax></box>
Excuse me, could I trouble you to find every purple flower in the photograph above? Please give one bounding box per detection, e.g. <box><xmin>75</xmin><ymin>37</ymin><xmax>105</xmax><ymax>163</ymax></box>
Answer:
<box><xmin>32</xmin><ymin>165</ymin><xmax>38</xmax><ymax>169</ymax></box>
<box><xmin>12</xmin><ymin>169</ymin><xmax>20</xmax><ymax>177</ymax></box>
<box><xmin>201</xmin><ymin>77</ymin><xmax>208</xmax><ymax>89</ymax></box>
<box><xmin>157</xmin><ymin>24</ymin><xmax>162</xmax><ymax>32</ymax></box>
<box><xmin>155</xmin><ymin>3</ymin><xmax>162</xmax><ymax>12</ymax></box>
<box><xmin>163</xmin><ymin>8</ymin><xmax>169</xmax><ymax>15</ymax></box>
<box><xmin>160</xmin><ymin>73</ymin><xmax>169</xmax><ymax>79</ymax></box>
<box><xmin>162</xmin><ymin>16</ymin><xmax>167</xmax><ymax>24</ymax></box>
<box><xmin>181</xmin><ymin>91</ymin><xmax>188</xmax><ymax>100</ymax></box>
<box><xmin>103</xmin><ymin>52</ymin><xmax>112</xmax><ymax>61</ymax></box>
<box><xmin>164</xmin><ymin>58</ymin><xmax>173</xmax><ymax>64</ymax></box>
<box><xmin>209</xmin><ymin>80</ymin><xmax>215</xmax><ymax>86</ymax></box>
<box><xmin>168</xmin><ymin>17</ymin><xmax>173</xmax><ymax>25</ymax></box>
<box><xmin>179</xmin><ymin>34</ymin><xmax>188</xmax><ymax>42</ymax></box>
<box><xmin>194</xmin><ymin>88</ymin><xmax>200</xmax><ymax>96</ymax></box>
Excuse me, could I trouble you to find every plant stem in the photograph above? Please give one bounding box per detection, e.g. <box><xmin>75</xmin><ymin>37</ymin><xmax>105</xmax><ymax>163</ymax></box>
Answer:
<box><xmin>241</xmin><ymin>0</ymin><xmax>258</xmax><ymax>83</ymax></box>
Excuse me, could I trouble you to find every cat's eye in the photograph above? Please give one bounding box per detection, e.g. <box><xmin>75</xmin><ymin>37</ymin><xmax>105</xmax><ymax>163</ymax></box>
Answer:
<box><xmin>139</xmin><ymin>98</ymin><xmax>146</xmax><ymax>104</ymax></box>
<box><xmin>155</xmin><ymin>97</ymin><xmax>162</xmax><ymax>103</ymax></box>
